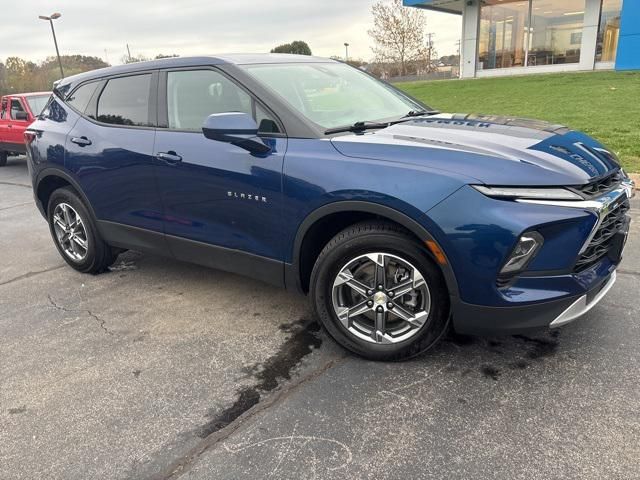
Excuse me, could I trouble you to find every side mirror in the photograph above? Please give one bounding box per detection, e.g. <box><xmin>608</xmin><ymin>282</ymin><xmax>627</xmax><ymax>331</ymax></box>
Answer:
<box><xmin>14</xmin><ymin>111</ymin><xmax>29</xmax><ymax>121</ymax></box>
<box><xmin>202</xmin><ymin>112</ymin><xmax>271</xmax><ymax>155</ymax></box>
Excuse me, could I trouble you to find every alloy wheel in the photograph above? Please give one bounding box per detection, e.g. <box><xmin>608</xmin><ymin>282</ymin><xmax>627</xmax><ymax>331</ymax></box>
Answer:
<box><xmin>52</xmin><ymin>203</ymin><xmax>89</xmax><ymax>261</ymax></box>
<box><xmin>331</xmin><ymin>252</ymin><xmax>431</xmax><ymax>345</ymax></box>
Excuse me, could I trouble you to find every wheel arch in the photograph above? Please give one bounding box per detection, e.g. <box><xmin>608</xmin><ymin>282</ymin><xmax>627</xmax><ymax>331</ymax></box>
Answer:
<box><xmin>286</xmin><ymin>201</ymin><xmax>460</xmax><ymax>299</ymax></box>
<box><xmin>35</xmin><ymin>168</ymin><xmax>97</xmax><ymax>221</ymax></box>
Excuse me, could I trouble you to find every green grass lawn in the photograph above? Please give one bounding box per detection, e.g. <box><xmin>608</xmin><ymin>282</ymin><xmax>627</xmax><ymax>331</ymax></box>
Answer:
<box><xmin>397</xmin><ymin>71</ymin><xmax>640</xmax><ymax>172</ymax></box>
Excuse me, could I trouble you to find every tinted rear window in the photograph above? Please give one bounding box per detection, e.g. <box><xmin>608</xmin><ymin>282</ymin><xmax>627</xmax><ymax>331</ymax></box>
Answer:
<box><xmin>97</xmin><ymin>74</ymin><xmax>151</xmax><ymax>126</ymax></box>
<box><xmin>66</xmin><ymin>83</ymin><xmax>99</xmax><ymax>113</ymax></box>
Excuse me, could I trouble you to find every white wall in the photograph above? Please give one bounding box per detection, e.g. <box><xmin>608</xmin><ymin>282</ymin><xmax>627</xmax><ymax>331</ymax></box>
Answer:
<box><xmin>460</xmin><ymin>1</ymin><xmax>480</xmax><ymax>78</ymax></box>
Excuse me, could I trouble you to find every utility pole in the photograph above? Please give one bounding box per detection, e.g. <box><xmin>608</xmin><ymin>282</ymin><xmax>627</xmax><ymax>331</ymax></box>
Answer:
<box><xmin>426</xmin><ymin>33</ymin><xmax>435</xmax><ymax>72</ymax></box>
<box><xmin>126</xmin><ymin>44</ymin><xmax>132</xmax><ymax>63</ymax></box>
<box><xmin>455</xmin><ymin>39</ymin><xmax>462</xmax><ymax>78</ymax></box>
<box><xmin>38</xmin><ymin>13</ymin><xmax>64</xmax><ymax>77</ymax></box>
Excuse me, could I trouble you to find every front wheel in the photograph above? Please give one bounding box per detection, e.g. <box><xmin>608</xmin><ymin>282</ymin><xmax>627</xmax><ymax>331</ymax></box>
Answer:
<box><xmin>0</xmin><ymin>151</ymin><xmax>7</xmax><ymax>167</ymax></box>
<box><xmin>310</xmin><ymin>222</ymin><xmax>450</xmax><ymax>361</ymax></box>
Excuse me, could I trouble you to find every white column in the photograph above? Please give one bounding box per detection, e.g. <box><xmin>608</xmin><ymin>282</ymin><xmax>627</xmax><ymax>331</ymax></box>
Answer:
<box><xmin>461</xmin><ymin>1</ymin><xmax>480</xmax><ymax>78</ymax></box>
<box><xmin>580</xmin><ymin>0</ymin><xmax>603</xmax><ymax>70</ymax></box>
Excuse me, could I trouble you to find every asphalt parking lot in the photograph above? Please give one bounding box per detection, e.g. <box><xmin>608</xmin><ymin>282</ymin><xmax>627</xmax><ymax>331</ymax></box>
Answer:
<box><xmin>1</xmin><ymin>156</ymin><xmax>639</xmax><ymax>480</ymax></box>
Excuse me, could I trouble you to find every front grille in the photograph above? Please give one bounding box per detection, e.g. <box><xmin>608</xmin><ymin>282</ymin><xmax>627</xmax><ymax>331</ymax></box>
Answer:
<box><xmin>574</xmin><ymin>197</ymin><xmax>630</xmax><ymax>271</ymax></box>
<box><xmin>572</xmin><ymin>170</ymin><xmax>623</xmax><ymax>199</ymax></box>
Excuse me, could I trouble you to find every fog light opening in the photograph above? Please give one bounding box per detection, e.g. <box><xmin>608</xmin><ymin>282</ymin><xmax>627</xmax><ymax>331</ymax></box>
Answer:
<box><xmin>500</xmin><ymin>231</ymin><xmax>544</xmax><ymax>275</ymax></box>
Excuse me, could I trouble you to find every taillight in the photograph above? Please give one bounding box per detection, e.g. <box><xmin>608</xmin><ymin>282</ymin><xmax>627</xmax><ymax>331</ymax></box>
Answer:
<box><xmin>24</xmin><ymin>130</ymin><xmax>37</xmax><ymax>145</ymax></box>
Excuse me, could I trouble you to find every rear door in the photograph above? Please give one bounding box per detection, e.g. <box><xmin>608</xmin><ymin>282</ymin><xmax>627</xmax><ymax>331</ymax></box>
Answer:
<box><xmin>65</xmin><ymin>72</ymin><xmax>167</xmax><ymax>253</ymax></box>
<box><xmin>152</xmin><ymin>67</ymin><xmax>287</xmax><ymax>281</ymax></box>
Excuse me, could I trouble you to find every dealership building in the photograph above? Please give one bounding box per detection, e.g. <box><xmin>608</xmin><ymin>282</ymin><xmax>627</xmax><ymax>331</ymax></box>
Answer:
<box><xmin>404</xmin><ymin>0</ymin><xmax>639</xmax><ymax>78</ymax></box>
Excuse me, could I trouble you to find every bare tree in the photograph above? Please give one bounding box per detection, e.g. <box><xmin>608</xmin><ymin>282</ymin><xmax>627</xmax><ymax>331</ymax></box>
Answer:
<box><xmin>368</xmin><ymin>0</ymin><xmax>428</xmax><ymax>76</ymax></box>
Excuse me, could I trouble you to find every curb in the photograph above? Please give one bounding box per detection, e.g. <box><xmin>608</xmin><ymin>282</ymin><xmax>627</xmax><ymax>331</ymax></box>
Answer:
<box><xmin>630</xmin><ymin>173</ymin><xmax>640</xmax><ymax>190</ymax></box>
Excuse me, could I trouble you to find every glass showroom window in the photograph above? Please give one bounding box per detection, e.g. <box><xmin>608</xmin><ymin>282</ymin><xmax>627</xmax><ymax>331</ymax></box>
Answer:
<box><xmin>478</xmin><ymin>0</ymin><xmax>529</xmax><ymax>70</ymax></box>
<box><xmin>596</xmin><ymin>0</ymin><xmax>623</xmax><ymax>63</ymax></box>
<box><xmin>528</xmin><ymin>0</ymin><xmax>585</xmax><ymax>66</ymax></box>
<box><xmin>478</xmin><ymin>0</ymin><xmax>587</xmax><ymax>70</ymax></box>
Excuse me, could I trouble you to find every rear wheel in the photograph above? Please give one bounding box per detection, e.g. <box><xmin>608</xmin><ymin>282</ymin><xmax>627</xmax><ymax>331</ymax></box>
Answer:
<box><xmin>0</xmin><ymin>151</ymin><xmax>7</xmax><ymax>167</ymax></box>
<box><xmin>310</xmin><ymin>222</ymin><xmax>450</xmax><ymax>361</ymax></box>
<box><xmin>47</xmin><ymin>187</ymin><xmax>118</xmax><ymax>273</ymax></box>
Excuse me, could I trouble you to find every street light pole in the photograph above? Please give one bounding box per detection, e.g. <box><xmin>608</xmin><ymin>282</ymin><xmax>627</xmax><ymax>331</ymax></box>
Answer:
<box><xmin>344</xmin><ymin>43</ymin><xmax>350</xmax><ymax>63</ymax></box>
<box><xmin>39</xmin><ymin>13</ymin><xmax>64</xmax><ymax>78</ymax></box>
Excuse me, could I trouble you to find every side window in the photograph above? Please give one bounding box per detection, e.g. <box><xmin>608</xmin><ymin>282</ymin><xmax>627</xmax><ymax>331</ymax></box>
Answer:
<box><xmin>10</xmin><ymin>99</ymin><xmax>26</xmax><ymax>120</ymax></box>
<box><xmin>97</xmin><ymin>74</ymin><xmax>151</xmax><ymax>126</ymax></box>
<box><xmin>166</xmin><ymin>70</ymin><xmax>280</xmax><ymax>133</ymax></box>
<box><xmin>66</xmin><ymin>82</ymin><xmax>99</xmax><ymax>113</ymax></box>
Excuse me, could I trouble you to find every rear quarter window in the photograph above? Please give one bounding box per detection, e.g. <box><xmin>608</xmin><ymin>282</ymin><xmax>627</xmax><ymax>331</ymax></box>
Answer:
<box><xmin>66</xmin><ymin>83</ymin><xmax>99</xmax><ymax>114</ymax></box>
<box><xmin>96</xmin><ymin>74</ymin><xmax>152</xmax><ymax>126</ymax></box>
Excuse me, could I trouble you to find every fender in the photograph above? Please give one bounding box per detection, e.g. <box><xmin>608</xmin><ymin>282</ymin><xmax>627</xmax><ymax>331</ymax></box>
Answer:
<box><xmin>35</xmin><ymin>167</ymin><xmax>99</xmax><ymax>223</ymax></box>
<box><xmin>285</xmin><ymin>200</ymin><xmax>460</xmax><ymax>299</ymax></box>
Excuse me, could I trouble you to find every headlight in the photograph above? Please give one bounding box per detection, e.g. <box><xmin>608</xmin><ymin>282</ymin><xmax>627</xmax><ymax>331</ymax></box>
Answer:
<box><xmin>473</xmin><ymin>185</ymin><xmax>582</xmax><ymax>201</ymax></box>
<box><xmin>500</xmin><ymin>232</ymin><xmax>544</xmax><ymax>275</ymax></box>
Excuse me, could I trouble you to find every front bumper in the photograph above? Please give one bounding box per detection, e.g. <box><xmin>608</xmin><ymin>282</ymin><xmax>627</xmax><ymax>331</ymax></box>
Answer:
<box><xmin>452</xmin><ymin>269</ymin><xmax>617</xmax><ymax>335</ymax></box>
<box><xmin>428</xmin><ymin>179</ymin><xmax>632</xmax><ymax>335</ymax></box>
<box><xmin>550</xmin><ymin>270</ymin><xmax>616</xmax><ymax>327</ymax></box>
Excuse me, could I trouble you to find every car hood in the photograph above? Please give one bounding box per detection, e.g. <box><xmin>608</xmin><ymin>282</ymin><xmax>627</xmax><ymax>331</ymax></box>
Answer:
<box><xmin>330</xmin><ymin>114</ymin><xmax>620</xmax><ymax>186</ymax></box>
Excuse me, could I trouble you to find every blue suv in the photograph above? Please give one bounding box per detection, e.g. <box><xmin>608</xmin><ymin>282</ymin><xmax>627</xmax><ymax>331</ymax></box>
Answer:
<box><xmin>26</xmin><ymin>54</ymin><xmax>634</xmax><ymax>360</ymax></box>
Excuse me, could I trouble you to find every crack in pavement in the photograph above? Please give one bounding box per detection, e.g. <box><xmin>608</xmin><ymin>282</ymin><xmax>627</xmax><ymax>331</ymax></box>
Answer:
<box><xmin>0</xmin><ymin>265</ymin><xmax>66</xmax><ymax>287</ymax></box>
<box><xmin>0</xmin><ymin>181</ymin><xmax>30</xmax><ymax>188</ymax></box>
<box><xmin>0</xmin><ymin>201</ymin><xmax>33</xmax><ymax>211</ymax></box>
<box><xmin>47</xmin><ymin>294</ymin><xmax>114</xmax><ymax>336</ymax></box>
<box><xmin>151</xmin><ymin>355</ymin><xmax>345</xmax><ymax>480</ymax></box>
<box><xmin>618</xmin><ymin>269</ymin><xmax>640</xmax><ymax>278</ymax></box>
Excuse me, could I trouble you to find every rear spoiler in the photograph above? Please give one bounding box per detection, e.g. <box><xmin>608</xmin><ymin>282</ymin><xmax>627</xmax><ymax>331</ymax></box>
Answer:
<box><xmin>52</xmin><ymin>79</ymin><xmax>68</xmax><ymax>99</ymax></box>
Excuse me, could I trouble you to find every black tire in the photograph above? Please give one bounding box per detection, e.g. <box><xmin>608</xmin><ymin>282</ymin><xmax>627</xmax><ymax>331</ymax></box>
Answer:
<box><xmin>47</xmin><ymin>187</ymin><xmax>118</xmax><ymax>273</ymax></box>
<box><xmin>0</xmin><ymin>151</ymin><xmax>7</xmax><ymax>167</ymax></box>
<box><xmin>310</xmin><ymin>221</ymin><xmax>450</xmax><ymax>361</ymax></box>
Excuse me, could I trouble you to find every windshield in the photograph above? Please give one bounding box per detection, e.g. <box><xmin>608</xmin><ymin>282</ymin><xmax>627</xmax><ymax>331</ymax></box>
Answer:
<box><xmin>242</xmin><ymin>63</ymin><xmax>426</xmax><ymax>129</ymax></box>
<box><xmin>26</xmin><ymin>95</ymin><xmax>51</xmax><ymax>116</ymax></box>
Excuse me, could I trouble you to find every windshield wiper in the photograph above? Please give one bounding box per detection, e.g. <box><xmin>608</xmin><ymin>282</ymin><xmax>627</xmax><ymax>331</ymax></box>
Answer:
<box><xmin>324</xmin><ymin>110</ymin><xmax>441</xmax><ymax>135</ymax></box>
<box><xmin>324</xmin><ymin>121</ymin><xmax>391</xmax><ymax>135</ymax></box>
<box><xmin>403</xmin><ymin>109</ymin><xmax>440</xmax><ymax>118</ymax></box>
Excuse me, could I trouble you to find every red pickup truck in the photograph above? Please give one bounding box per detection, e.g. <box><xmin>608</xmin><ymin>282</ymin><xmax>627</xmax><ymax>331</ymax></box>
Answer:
<box><xmin>0</xmin><ymin>92</ymin><xmax>51</xmax><ymax>166</ymax></box>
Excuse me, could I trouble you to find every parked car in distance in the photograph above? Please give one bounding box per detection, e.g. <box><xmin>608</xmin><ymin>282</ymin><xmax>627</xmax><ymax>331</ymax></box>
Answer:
<box><xmin>26</xmin><ymin>55</ymin><xmax>635</xmax><ymax>360</ymax></box>
<box><xmin>0</xmin><ymin>92</ymin><xmax>50</xmax><ymax>166</ymax></box>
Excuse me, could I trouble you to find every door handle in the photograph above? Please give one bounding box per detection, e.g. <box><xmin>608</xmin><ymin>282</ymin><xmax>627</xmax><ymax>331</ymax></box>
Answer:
<box><xmin>157</xmin><ymin>151</ymin><xmax>182</xmax><ymax>164</ymax></box>
<box><xmin>70</xmin><ymin>136</ymin><xmax>92</xmax><ymax>147</ymax></box>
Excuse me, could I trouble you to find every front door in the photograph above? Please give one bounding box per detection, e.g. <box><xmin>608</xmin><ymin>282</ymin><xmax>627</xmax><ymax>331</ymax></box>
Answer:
<box><xmin>7</xmin><ymin>98</ymin><xmax>30</xmax><ymax>146</ymax></box>
<box><xmin>153</xmin><ymin>68</ymin><xmax>287</xmax><ymax>281</ymax></box>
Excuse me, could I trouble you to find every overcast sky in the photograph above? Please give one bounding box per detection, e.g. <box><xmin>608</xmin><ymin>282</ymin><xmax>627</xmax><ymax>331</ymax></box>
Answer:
<box><xmin>1</xmin><ymin>0</ymin><xmax>461</xmax><ymax>64</ymax></box>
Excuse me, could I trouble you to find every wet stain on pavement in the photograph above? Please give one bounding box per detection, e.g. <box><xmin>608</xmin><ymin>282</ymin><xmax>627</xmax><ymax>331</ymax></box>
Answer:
<box><xmin>441</xmin><ymin>329</ymin><xmax>561</xmax><ymax>380</ymax></box>
<box><xmin>481</xmin><ymin>365</ymin><xmax>501</xmax><ymax>381</ymax></box>
<box><xmin>509</xmin><ymin>360</ymin><xmax>529</xmax><ymax>370</ymax></box>
<box><xmin>198</xmin><ymin>388</ymin><xmax>261</xmax><ymax>438</ymax></box>
<box><xmin>133</xmin><ymin>369</ymin><xmax>141</xmax><ymax>378</ymax></box>
<box><xmin>197</xmin><ymin>319</ymin><xmax>322</xmax><ymax>438</ymax></box>
<box><xmin>513</xmin><ymin>335</ymin><xmax>559</xmax><ymax>359</ymax></box>
<box><xmin>8</xmin><ymin>406</ymin><xmax>27</xmax><ymax>415</ymax></box>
